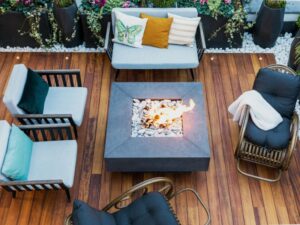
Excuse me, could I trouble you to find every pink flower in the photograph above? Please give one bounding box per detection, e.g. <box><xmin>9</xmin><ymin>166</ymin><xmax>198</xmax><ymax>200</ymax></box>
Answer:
<box><xmin>122</xmin><ymin>1</ymin><xmax>131</xmax><ymax>8</ymax></box>
<box><xmin>94</xmin><ymin>0</ymin><xmax>106</xmax><ymax>7</ymax></box>
<box><xmin>224</xmin><ymin>0</ymin><xmax>231</xmax><ymax>4</ymax></box>
<box><xmin>199</xmin><ymin>0</ymin><xmax>207</xmax><ymax>4</ymax></box>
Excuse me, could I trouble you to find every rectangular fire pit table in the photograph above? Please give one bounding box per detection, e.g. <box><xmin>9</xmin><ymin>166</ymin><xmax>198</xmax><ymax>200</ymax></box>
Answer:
<box><xmin>104</xmin><ymin>82</ymin><xmax>210</xmax><ymax>172</ymax></box>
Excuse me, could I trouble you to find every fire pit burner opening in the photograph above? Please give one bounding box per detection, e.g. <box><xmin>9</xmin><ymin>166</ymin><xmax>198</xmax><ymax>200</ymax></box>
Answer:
<box><xmin>131</xmin><ymin>98</ymin><xmax>195</xmax><ymax>137</ymax></box>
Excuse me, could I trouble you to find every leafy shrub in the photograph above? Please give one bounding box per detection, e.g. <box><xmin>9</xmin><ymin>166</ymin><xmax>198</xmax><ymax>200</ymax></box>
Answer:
<box><xmin>296</xmin><ymin>15</ymin><xmax>300</xmax><ymax>29</ymax></box>
<box><xmin>103</xmin><ymin>0</ymin><xmax>124</xmax><ymax>14</ymax></box>
<box><xmin>54</xmin><ymin>0</ymin><xmax>74</xmax><ymax>8</ymax></box>
<box><xmin>150</xmin><ymin>0</ymin><xmax>176</xmax><ymax>8</ymax></box>
<box><xmin>265</xmin><ymin>0</ymin><xmax>286</xmax><ymax>8</ymax></box>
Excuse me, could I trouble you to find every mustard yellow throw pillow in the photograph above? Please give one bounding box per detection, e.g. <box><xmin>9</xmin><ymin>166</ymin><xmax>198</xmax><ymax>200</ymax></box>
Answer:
<box><xmin>140</xmin><ymin>13</ymin><xmax>173</xmax><ymax>48</ymax></box>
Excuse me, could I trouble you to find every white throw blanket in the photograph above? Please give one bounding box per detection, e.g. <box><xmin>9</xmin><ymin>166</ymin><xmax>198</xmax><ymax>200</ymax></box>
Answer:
<box><xmin>228</xmin><ymin>90</ymin><xmax>283</xmax><ymax>131</ymax></box>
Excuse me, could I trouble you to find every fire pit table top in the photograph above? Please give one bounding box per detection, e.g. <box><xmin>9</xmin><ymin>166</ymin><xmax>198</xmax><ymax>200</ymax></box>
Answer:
<box><xmin>104</xmin><ymin>82</ymin><xmax>210</xmax><ymax>172</ymax></box>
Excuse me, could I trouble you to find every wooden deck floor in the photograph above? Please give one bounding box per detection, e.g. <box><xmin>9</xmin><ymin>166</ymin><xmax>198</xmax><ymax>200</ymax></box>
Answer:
<box><xmin>0</xmin><ymin>53</ymin><xmax>299</xmax><ymax>225</ymax></box>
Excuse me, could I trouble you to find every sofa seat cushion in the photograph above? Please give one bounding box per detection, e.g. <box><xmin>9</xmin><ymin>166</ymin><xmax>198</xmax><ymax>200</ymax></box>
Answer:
<box><xmin>43</xmin><ymin>87</ymin><xmax>88</xmax><ymax>126</ymax></box>
<box><xmin>72</xmin><ymin>200</ymin><xmax>116</xmax><ymax>225</ymax></box>
<box><xmin>28</xmin><ymin>140</ymin><xmax>77</xmax><ymax>188</ymax></box>
<box><xmin>253</xmin><ymin>68</ymin><xmax>300</xmax><ymax>119</ymax></box>
<box><xmin>113</xmin><ymin>192</ymin><xmax>179</xmax><ymax>225</ymax></box>
<box><xmin>0</xmin><ymin>121</ymin><xmax>11</xmax><ymax>181</ymax></box>
<box><xmin>112</xmin><ymin>42</ymin><xmax>199</xmax><ymax>70</ymax></box>
<box><xmin>245</xmin><ymin>117</ymin><xmax>291</xmax><ymax>149</ymax></box>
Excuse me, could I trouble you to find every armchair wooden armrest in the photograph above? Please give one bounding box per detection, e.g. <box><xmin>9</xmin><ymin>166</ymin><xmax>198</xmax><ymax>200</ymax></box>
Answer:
<box><xmin>33</xmin><ymin>69</ymin><xmax>82</xmax><ymax>87</ymax></box>
<box><xmin>18</xmin><ymin>123</ymin><xmax>75</xmax><ymax>141</ymax></box>
<box><xmin>0</xmin><ymin>180</ymin><xmax>71</xmax><ymax>201</ymax></box>
<box><xmin>14</xmin><ymin>114</ymin><xmax>77</xmax><ymax>138</ymax></box>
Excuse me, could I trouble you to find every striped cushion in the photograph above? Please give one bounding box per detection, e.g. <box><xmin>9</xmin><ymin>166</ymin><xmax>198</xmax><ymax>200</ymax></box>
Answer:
<box><xmin>168</xmin><ymin>13</ymin><xmax>200</xmax><ymax>47</ymax></box>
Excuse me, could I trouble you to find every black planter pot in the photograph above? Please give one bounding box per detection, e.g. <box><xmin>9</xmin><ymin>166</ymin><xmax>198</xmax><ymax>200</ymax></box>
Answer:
<box><xmin>200</xmin><ymin>14</ymin><xmax>243</xmax><ymax>49</ymax></box>
<box><xmin>253</xmin><ymin>3</ymin><xmax>285</xmax><ymax>48</ymax></box>
<box><xmin>0</xmin><ymin>11</ymin><xmax>51</xmax><ymax>47</ymax></box>
<box><xmin>80</xmin><ymin>13</ymin><xmax>111</xmax><ymax>48</ymax></box>
<box><xmin>288</xmin><ymin>30</ymin><xmax>300</xmax><ymax>71</ymax></box>
<box><xmin>54</xmin><ymin>3</ymin><xmax>83</xmax><ymax>47</ymax></box>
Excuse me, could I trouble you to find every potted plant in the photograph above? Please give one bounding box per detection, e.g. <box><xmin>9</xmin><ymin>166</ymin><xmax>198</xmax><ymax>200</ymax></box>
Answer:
<box><xmin>0</xmin><ymin>0</ymin><xmax>52</xmax><ymax>47</ymax></box>
<box><xmin>80</xmin><ymin>0</ymin><xmax>127</xmax><ymax>48</ymax></box>
<box><xmin>53</xmin><ymin>0</ymin><xmax>82</xmax><ymax>47</ymax></box>
<box><xmin>253</xmin><ymin>0</ymin><xmax>286</xmax><ymax>48</ymax></box>
<box><xmin>177</xmin><ymin>0</ymin><xmax>250</xmax><ymax>48</ymax></box>
<box><xmin>288</xmin><ymin>15</ymin><xmax>300</xmax><ymax>73</ymax></box>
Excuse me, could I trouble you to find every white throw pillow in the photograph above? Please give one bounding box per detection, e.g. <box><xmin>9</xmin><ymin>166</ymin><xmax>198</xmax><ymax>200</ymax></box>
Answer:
<box><xmin>113</xmin><ymin>11</ymin><xmax>148</xmax><ymax>48</ymax></box>
<box><xmin>168</xmin><ymin>13</ymin><xmax>201</xmax><ymax>47</ymax></box>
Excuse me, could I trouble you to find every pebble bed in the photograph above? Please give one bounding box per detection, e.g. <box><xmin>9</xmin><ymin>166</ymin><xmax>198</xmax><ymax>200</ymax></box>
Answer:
<box><xmin>131</xmin><ymin>99</ymin><xmax>183</xmax><ymax>137</ymax></box>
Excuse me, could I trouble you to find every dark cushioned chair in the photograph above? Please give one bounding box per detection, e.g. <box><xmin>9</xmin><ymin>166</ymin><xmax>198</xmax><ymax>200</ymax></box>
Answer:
<box><xmin>235</xmin><ymin>64</ymin><xmax>300</xmax><ymax>182</ymax></box>
<box><xmin>65</xmin><ymin>177</ymin><xmax>211</xmax><ymax>225</ymax></box>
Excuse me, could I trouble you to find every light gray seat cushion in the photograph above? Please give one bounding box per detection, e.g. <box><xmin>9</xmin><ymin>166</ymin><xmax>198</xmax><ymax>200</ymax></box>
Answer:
<box><xmin>28</xmin><ymin>140</ymin><xmax>77</xmax><ymax>188</ymax></box>
<box><xmin>112</xmin><ymin>43</ymin><xmax>199</xmax><ymax>70</ymax></box>
<box><xmin>43</xmin><ymin>87</ymin><xmax>88</xmax><ymax>126</ymax></box>
<box><xmin>0</xmin><ymin>121</ymin><xmax>11</xmax><ymax>181</ymax></box>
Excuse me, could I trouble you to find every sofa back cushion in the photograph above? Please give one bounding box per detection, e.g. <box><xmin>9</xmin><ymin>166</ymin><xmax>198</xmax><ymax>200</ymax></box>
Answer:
<box><xmin>1</xmin><ymin>125</ymin><xmax>33</xmax><ymax>180</ymax></box>
<box><xmin>3</xmin><ymin>64</ymin><xmax>28</xmax><ymax>115</ymax></box>
<box><xmin>0</xmin><ymin>121</ymin><xmax>11</xmax><ymax>181</ymax></box>
<box><xmin>72</xmin><ymin>200</ymin><xmax>116</xmax><ymax>225</ymax></box>
<box><xmin>253</xmin><ymin>68</ymin><xmax>300</xmax><ymax>119</ymax></box>
<box><xmin>112</xmin><ymin>8</ymin><xmax>198</xmax><ymax>33</ymax></box>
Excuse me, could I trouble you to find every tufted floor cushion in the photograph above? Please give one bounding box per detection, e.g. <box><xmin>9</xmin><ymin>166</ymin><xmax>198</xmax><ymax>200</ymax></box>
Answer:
<box><xmin>113</xmin><ymin>192</ymin><xmax>179</xmax><ymax>225</ymax></box>
<box><xmin>245</xmin><ymin>117</ymin><xmax>291</xmax><ymax>149</ymax></box>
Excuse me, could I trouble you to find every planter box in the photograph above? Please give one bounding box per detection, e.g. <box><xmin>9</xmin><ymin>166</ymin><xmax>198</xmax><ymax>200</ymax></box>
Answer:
<box><xmin>0</xmin><ymin>11</ymin><xmax>51</xmax><ymax>48</ymax></box>
<box><xmin>80</xmin><ymin>13</ymin><xmax>111</xmax><ymax>48</ymax></box>
<box><xmin>54</xmin><ymin>3</ymin><xmax>83</xmax><ymax>47</ymax></box>
<box><xmin>200</xmin><ymin>14</ymin><xmax>243</xmax><ymax>49</ymax></box>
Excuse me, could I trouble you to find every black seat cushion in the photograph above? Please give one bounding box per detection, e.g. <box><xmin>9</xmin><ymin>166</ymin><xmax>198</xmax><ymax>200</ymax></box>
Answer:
<box><xmin>113</xmin><ymin>192</ymin><xmax>179</xmax><ymax>225</ymax></box>
<box><xmin>245</xmin><ymin>117</ymin><xmax>291</xmax><ymax>149</ymax></box>
<box><xmin>253</xmin><ymin>68</ymin><xmax>300</xmax><ymax>119</ymax></box>
<box><xmin>71</xmin><ymin>193</ymin><xmax>179</xmax><ymax>225</ymax></box>
<box><xmin>72</xmin><ymin>200</ymin><xmax>116</xmax><ymax>225</ymax></box>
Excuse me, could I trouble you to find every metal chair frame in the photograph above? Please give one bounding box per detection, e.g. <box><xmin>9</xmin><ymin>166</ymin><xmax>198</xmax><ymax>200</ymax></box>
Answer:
<box><xmin>65</xmin><ymin>177</ymin><xmax>211</xmax><ymax>225</ymax></box>
<box><xmin>235</xmin><ymin>64</ymin><xmax>299</xmax><ymax>182</ymax></box>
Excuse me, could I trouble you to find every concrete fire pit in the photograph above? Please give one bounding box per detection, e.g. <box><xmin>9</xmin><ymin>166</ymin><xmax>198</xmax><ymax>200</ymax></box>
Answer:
<box><xmin>104</xmin><ymin>82</ymin><xmax>210</xmax><ymax>172</ymax></box>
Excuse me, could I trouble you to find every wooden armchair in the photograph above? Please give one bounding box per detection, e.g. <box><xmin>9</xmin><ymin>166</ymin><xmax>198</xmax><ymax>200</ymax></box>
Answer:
<box><xmin>104</xmin><ymin>8</ymin><xmax>206</xmax><ymax>81</ymax></box>
<box><xmin>65</xmin><ymin>177</ymin><xmax>211</xmax><ymax>225</ymax></box>
<box><xmin>235</xmin><ymin>64</ymin><xmax>299</xmax><ymax>182</ymax></box>
<box><xmin>3</xmin><ymin>64</ymin><xmax>88</xmax><ymax>138</ymax></box>
<box><xmin>0</xmin><ymin>121</ymin><xmax>77</xmax><ymax>201</ymax></box>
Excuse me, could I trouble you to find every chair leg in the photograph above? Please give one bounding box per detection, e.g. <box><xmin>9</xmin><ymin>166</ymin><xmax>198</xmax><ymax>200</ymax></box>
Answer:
<box><xmin>115</xmin><ymin>69</ymin><xmax>120</xmax><ymax>81</ymax></box>
<box><xmin>237</xmin><ymin>159</ymin><xmax>282</xmax><ymax>182</ymax></box>
<box><xmin>189</xmin><ymin>69</ymin><xmax>196</xmax><ymax>81</ymax></box>
<box><xmin>64</xmin><ymin>188</ymin><xmax>71</xmax><ymax>202</ymax></box>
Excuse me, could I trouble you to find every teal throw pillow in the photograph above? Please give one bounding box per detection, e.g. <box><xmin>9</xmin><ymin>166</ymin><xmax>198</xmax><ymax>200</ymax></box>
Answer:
<box><xmin>1</xmin><ymin>125</ymin><xmax>33</xmax><ymax>180</ymax></box>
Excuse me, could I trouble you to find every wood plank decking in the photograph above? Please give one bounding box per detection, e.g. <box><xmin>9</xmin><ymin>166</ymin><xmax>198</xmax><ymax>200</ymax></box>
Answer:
<box><xmin>0</xmin><ymin>52</ymin><xmax>299</xmax><ymax>225</ymax></box>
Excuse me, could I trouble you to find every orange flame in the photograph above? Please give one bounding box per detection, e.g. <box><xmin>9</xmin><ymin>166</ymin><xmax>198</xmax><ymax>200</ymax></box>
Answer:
<box><xmin>145</xmin><ymin>99</ymin><xmax>195</xmax><ymax>128</ymax></box>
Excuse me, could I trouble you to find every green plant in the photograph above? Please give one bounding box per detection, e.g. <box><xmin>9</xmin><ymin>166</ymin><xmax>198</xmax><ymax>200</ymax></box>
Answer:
<box><xmin>295</xmin><ymin>43</ymin><xmax>300</xmax><ymax>66</ymax></box>
<box><xmin>80</xmin><ymin>0</ymin><xmax>107</xmax><ymax>46</ymax></box>
<box><xmin>150</xmin><ymin>0</ymin><xmax>176</xmax><ymax>7</ymax></box>
<box><xmin>265</xmin><ymin>0</ymin><xmax>286</xmax><ymax>8</ymax></box>
<box><xmin>54</xmin><ymin>0</ymin><xmax>73</xmax><ymax>8</ymax></box>
<box><xmin>103</xmin><ymin>0</ymin><xmax>124</xmax><ymax>14</ymax></box>
<box><xmin>296</xmin><ymin>15</ymin><xmax>300</xmax><ymax>29</ymax></box>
